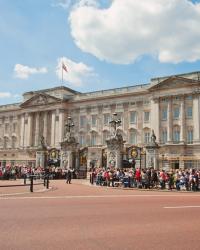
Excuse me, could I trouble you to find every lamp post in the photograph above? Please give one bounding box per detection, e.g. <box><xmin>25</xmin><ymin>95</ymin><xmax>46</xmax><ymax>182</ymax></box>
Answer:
<box><xmin>162</xmin><ymin>154</ymin><xmax>165</xmax><ymax>170</ymax></box>
<box><xmin>109</xmin><ymin>113</ymin><xmax>121</xmax><ymax>137</ymax></box>
<box><xmin>140</xmin><ymin>148</ymin><xmax>146</xmax><ymax>169</ymax></box>
<box><xmin>64</xmin><ymin>116</ymin><xmax>75</xmax><ymax>137</ymax></box>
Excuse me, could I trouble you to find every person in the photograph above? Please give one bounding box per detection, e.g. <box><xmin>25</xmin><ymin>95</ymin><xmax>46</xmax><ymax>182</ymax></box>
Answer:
<box><xmin>66</xmin><ymin>169</ymin><xmax>72</xmax><ymax>184</ymax></box>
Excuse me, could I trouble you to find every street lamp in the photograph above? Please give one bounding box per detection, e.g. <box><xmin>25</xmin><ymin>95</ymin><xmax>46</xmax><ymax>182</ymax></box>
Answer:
<box><xmin>140</xmin><ymin>148</ymin><xmax>146</xmax><ymax>169</ymax></box>
<box><xmin>162</xmin><ymin>154</ymin><xmax>165</xmax><ymax>170</ymax></box>
<box><xmin>109</xmin><ymin>113</ymin><xmax>121</xmax><ymax>137</ymax></box>
<box><xmin>65</xmin><ymin>116</ymin><xmax>75</xmax><ymax>135</ymax></box>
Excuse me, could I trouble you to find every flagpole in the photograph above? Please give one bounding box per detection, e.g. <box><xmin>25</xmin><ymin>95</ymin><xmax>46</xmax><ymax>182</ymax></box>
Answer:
<box><xmin>61</xmin><ymin>62</ymin><xmax>63</xmax><ymax>86</ymax></box>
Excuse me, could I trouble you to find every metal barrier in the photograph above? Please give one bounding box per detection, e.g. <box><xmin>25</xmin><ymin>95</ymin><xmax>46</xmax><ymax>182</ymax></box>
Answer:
<box><xmin>0</xmin><ymin>174</ymin><xmax>50</xmax><ymax>193</ymax></box>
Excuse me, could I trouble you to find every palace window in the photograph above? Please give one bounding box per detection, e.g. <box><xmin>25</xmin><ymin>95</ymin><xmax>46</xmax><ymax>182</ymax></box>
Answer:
<box><xmin>104</xmin><ymin>114</ymin><xmax>110</xmax><ymax>126</ymax></box>
<box><xmin>102</xmin><ymin>131</ymin><xmax>109</xmax><ymax>145</ymax></box>
<box><xmin>144</xmin><ymin>111</ymin><xmax>150</xmax><ymax>123</ymax></box>
<box><xmin>186</xmin><ymin>95</ymin><xmax>192</xmax><ymax>100</ymax></box>
<box><xmin>186</xmin><ymin>107</ymin><xmax>193</xmax><ymax>119</ymax></box>
<box><xmin>91</xmin><ymin>133</ymin><xmax>97</xmax><ymax>146</ymax></box>
<box><xmin>79</xmin><ymin>135</ymin><xmax>85</xmax><ymax>147</ymax></box>
<box><xmin>161</xmin><ymin>108</ymin><xmax>167</xmax><ymax>121</ymax></box>
<box><xmin>80</xmin><ymin>116</ymin><xmax>86</xmax><ymax>128</ymax></box>
<box><xmin>91</xmin><ymin>115</ymin><xmax>97</xmax><ymax>127</ymax></box>
<box><xmin>144</xmin><ymin>132</ymin><xmax>150</xmax><ymax>144</ymax></box>
<box><xmin>187</xmin><ymin>129</ymin><xmax>193</xmax><ymax>144</ymax></box>
<box><xmin>173</xmin><ymin>107</ymin><xmax>180</xmax><ymax>119</ymax></box>
<box><xmin>173</xmin><ymin>127</ymin><xmax>180</xmax><ymax>143</ymax></box>
<box><xmin>129</xmin><ymin>130</ymin><xmax>137</xmax><ymax>145</ymax></box>
<box><xmin>11</xmin><ymin>136</ymin><xmax>17</xmax><ymax>148</ymax></box>
<box><xmin>13</xmin><ymin>123</ymin><xmax>17</xmax><ymax>133</ymax></box>
<box><xmin>5</xmin><ymin>123</ymin><xmax>9</xmax><ymax>133</ymax></box>
<box><xmin>161</xmin><ymin>129</ymin><xmax>167</xmax><ymax>143</ymax></box>
<box><xmin>3</xmin><ymin>137</ymin><xmax>9</xmax><ymax>149</ymax></box>
<box><xmin>130</xmin><ymin>111</ymin><xmax>137</xmax><ymax>124</ymax></box>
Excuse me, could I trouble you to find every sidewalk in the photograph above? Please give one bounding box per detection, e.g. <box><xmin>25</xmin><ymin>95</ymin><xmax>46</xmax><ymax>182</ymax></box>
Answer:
<box><xmin>0</xmin><ymin>179</ymin><xmax>49</xmax><ymax>196</ymax></box>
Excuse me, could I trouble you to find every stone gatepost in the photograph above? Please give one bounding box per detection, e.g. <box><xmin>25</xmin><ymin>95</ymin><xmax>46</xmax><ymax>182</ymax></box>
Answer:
<box><xmin>60</xmin><ymin>116</ymin><xmax>78</xmax><ymax>170</ymax></box>
<box><xmin>36</xmin><ymin>136</ymin><xmax>48</xmax><ymax>168</ymax></box>
<box><xmin>60</xmin><ymin>140</ymin><xmax>78</xmax><ymax>169</ymax></box>
<box><xmin>106</xmin><ymin>113</ymin><xmax>125</xmax><ymax>169</ymax></box>
<box><xmin>145</xmin><ymin>130</ymin><xmax>160</xmax><ymax>170</ymax></box>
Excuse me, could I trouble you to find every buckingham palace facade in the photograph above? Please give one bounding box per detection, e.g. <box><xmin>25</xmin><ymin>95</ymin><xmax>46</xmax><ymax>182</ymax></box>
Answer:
<box><xmin>1</xmin><ymin>71</ymin><xmax>200</xmax><ymax>170</ymax></box>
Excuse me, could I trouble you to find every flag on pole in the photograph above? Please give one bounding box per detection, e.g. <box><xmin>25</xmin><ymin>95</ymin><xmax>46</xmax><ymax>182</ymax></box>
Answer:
<box><xmin>62</xmin><ymin>62</ymin><xmax>68</xmax><ymax>72</ymax></box>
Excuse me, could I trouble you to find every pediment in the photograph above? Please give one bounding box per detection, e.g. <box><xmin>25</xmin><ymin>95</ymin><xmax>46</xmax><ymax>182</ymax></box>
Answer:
<box><xmin>148</xmin><ymin>76</ymin><xmax>200</xmax><ymax>91</ymax></box>
<box><xmin>20</xmin><ymin>93</ymin><xmax>62</xmax><ymax>108</ymax></box>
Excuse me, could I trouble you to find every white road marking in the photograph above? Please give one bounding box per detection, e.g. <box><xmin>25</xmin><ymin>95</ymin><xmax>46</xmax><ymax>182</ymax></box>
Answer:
<box><xmin>0</xmin><ymin>188</ymin><xmax>51</xmax><ymax>197</ymax></box>
<box><xmin>1</xmin><ymin>194</ymin><xmax>200</xmax><ymax>200</ymax></box>
<box><xmin>164</xmin><ymin>206</ymin><xmax>200</xmax><ymax>209</ymax></box>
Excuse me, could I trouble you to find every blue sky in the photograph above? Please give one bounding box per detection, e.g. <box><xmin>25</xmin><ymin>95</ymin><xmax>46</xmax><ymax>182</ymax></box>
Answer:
<box><xmin>0</xmin><ymin>0</ymin><xmax>200</xmax><ymax>104</ymax></box>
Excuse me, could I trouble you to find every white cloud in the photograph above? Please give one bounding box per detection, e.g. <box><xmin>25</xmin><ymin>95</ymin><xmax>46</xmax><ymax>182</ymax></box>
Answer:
<box><xmin>0</xmin><ymin>92</ymin><xmax>12</xmax><ymax>98</ymax></box>
<box><xmin>14</xmin><ymin>64</ymin><xmax>48</xmax><ymax>79</ymax></box>
<box><xmin>52</xmin><ymin>0</ymin><xmax>97</xmax><ymax>9</ymax></box>
<box><xmin>69</xmin><ymin>0</ymin><xmax>200</xmax><ymax>64</ymax></box>
<box><xmin>0</xmin><ymin>92</ymin><xmax>22</xmax><ymax>100</ymax></box>
<box><xmin>52</xmin><ymin>0</ymin><xmax>71</xmax><ymax>9</ymax></box>
<box><xmin>56</xmin><ymin>57</ymin><xmax>95</xmax><ymax>86</ymax></box>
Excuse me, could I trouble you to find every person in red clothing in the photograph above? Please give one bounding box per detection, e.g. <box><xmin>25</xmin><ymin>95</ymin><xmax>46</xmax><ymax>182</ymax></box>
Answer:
<box><xmin>135</xmin><ymin>168</ymin><xmax>141</xmax><ymax>188</ymax></box>
<box><xmin>0</xmin><ymin>168</ymin><xmax>2</xmax><ymax>179</ymax></box>
<box><xmin>160</xmin><ymin>170</ymin><xmax>166</xmax><ymax>189</ymax></box>
<box><xmin>104</xmin><ymin>170</ymin><xmax>110</xmax><ymax>186</ymax></box>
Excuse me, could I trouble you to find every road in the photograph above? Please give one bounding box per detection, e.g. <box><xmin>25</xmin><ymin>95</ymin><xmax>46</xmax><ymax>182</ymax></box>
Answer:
<box><xmin>0</xmin><ymin>180</ymin><xmax>200</xmax><ymax>250</ymax></box>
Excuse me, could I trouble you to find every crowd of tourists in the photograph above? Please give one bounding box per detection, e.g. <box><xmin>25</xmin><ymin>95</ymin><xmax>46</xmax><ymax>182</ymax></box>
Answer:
<box><xmin>0</xmin><ymin>165</ymin><xmax>74</xmax><ymax>180</ymax></box>
<box><xmin>90</xmin><ymin>167</ymin><xmax>200</xmax><ymax>191</ymax></box>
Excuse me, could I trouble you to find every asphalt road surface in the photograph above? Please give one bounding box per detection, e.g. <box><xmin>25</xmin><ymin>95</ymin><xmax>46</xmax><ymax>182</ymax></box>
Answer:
<box><xmin>0</xmin><ymin>180</ymin><xmax>200</xmax><ymax>250</ymax></box>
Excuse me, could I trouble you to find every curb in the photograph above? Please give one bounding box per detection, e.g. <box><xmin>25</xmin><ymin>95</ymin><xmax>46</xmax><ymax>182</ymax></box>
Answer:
<box><xmin>0</xmin><ymin>186</ymin><xmax>53</xmax><ymax>197</ymax></box>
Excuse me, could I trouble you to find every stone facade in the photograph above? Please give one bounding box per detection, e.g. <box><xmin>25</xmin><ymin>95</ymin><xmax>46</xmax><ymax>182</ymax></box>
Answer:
<box><xmin>1</xmin><ymin>71</ymin><xmax>200</xmax><ymax>170</ymax></box>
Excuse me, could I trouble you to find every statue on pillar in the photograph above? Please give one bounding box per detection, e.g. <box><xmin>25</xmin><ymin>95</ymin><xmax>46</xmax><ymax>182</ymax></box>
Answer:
<box><xmin>151</xmin><ymin>130</ymin><xmax>156</xmax><ymax>144</ymax></box>
<box><xmin>38</xmin><ymin>135</ymin><xmax>47</xmax><ymax>150</ymax></box>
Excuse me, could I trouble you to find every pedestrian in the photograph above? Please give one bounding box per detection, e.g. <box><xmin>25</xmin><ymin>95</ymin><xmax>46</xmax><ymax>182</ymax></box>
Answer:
<box><xmin>66</xmin><ymin>169</ymin><xmax>72</xmax><ymax>184</ymax></box>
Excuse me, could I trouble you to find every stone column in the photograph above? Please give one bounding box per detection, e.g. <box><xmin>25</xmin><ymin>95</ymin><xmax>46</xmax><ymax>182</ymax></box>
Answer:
<box><xmin>26</xmin><ymin>113</ymin><xmax>33</xmax><ymax>147</ymax></box>
<box><xmin>20</xmin><ymin>114</ymin><xmax>25</xmax><ymax>147</ymax></box>
<box><xmin>43</xmin><ymin>112</ymin><xmax>48</xmax><ymax>141</ymax></box>
<box><xmin>180</xmin><ymin>97</ymin><xmax>185</xmax><ymax>143</ymax></box>
<box><xmin>58</xmin><ymin>110</ymin><xmax>64</xmax><ymax>144</ymax></box>
<box><xmin>150</xmin><ymin>98</ymin><xmax>160</xmax><ymax>142</ymax></box>
<box><xmin>193</xmin><ymin>95</ymin><xmax>200</xmax><ymax>143</ymax></box>
<box><xmin>167</xmin><ymin>97</ymin><xmax>173</xmax><ymax>143</ymax></box>
<box><xmin>51</xmin><ymin>111</ymin><xmax>56</xmax><ymax>147</ymax></box>
<box><xmin>35</xmin><ymin>112</ymin><xmax>40</xmax><ymax>147</ymax></box>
